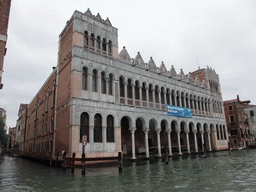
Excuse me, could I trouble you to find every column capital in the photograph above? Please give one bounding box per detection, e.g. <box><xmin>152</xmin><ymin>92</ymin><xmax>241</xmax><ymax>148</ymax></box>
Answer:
<box><xmin>129</xmin><ymin>127</ymin><xmax>137</xmax><ymax>133</ymax></box>
<box><xmin>166</xmin><ymin>129</ymin><xmax>171</xmax><ymax>134</ymax></box>
<box><xmin>156</xmin><ymin>128</ymin><xmax>161</xmax><ymax>134</ymax></box>
<box><xmin>143</xmin><ymin>127</ymin><xmax>150</xmax><ymax>133</ymax></box>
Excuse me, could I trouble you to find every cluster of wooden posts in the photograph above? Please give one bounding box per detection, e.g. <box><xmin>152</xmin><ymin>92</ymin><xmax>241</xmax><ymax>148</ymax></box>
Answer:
<box><xmin>62</xmin><ymin>152</ymin><xmax>123</xmax><ymax>175</ymax></box>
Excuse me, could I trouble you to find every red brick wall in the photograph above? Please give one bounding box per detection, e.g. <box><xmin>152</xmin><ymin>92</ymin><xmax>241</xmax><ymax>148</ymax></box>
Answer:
<box><xmin>0</xmin><ymin>0</ymin><xmax>11</xmax><ymax>88</ymax></box>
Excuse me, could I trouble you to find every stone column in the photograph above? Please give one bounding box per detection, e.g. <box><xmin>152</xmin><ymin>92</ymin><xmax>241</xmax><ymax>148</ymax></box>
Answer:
<box><xmin>102</xmin><ymin>126</ymin><xmax>107</xmax><ymax>152</ymax></box>
<box><xmin>89</xmin><ymin>126</ymin><xmax>94</xmax><ymax>152</ymax></box>
<box><xmin>97</xmin><ymin>74</ymin><xmax>101</xmax><ymax>100</ymax></box>
<box><xmin>152</xmin><ymin>88</ymin><xmax>155</xmax><ymax>108</ymax></box>
<box><xmin>177</xmin><ymin>131</ymin><xmax>182</xmax><ymax>155</ymax></box>
<box><xmin>173</xmin><ymin>94</ymin><xmax>177</xmax><ymax>106</ymax></box>
<box><xmin>106</xmin><ymin>78</ymin><xmax>109</xmax><ymax>96</ymax></box>
<box><xmin>158</xmin><ymin>90</ymin><xmax>161</xmax><ymax>106</ymax></box>
<box><xmin>167</xmin><ymin>129</ymin><xmax>172</xmax><ymax>156</ymax></box>
<box><xmin>88</xmin><ymin>73</ymin><xmax>92</xmax><ymax>100</ymax></box>
<box><xmin>143</xmin><ymin>128</ymin><xmax>150</xmax><ymax>158</ymax></box>
<box><xmin>139</xmin><ymin>86</ymin><xmax>142</xmax><ymax>107</ymax></box>
<box><xmin>124</xmin><ymin>82</ymin><xmax>128</xmax><ymax>105</ymax></box>
<box><xmin>207</xmin><ymin>132</ymin><xmax>212</xmax><ymax>151</ymax></box>
<box><xmin>146</xmin><ymin>87</ymin><xmax>149</xmax><ymax>108</ymax></box>
<box><xmin>200</xmin><ymin>131</ymin><xmax>204</xmax><ymax>152</ymax></box>
<box><xmin>193</xmin><ymin>130</ymin><xmax>198</xmax><ymax>153</ymax></box>
<box><xmin>185</xmin><ymin>131</ymin><xmax>190</xmax><ymax>154</ymax></box>
<box><xmin>129</xmin><ymin>127</ymin><xmax>137</xmax><ymax>160</ymax></box>
<box><xmin>156</xmin><ymin>128</ymin><xmax>162</xmax><ymax>157</ymax></box>
<box><xmin>132</xmin><ymin>84</ymin><xmax>135</xmax><ymax>106</ymax></box>
<box><xmin>163</xmin><ymin>91</ymin><xmax>166</xmax><ymax>109</ymax></box>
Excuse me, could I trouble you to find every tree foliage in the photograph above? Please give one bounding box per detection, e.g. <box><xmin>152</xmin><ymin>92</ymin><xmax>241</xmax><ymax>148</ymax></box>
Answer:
<box><xmin>0</xmin><ymin>116</ymin><xmax>8</xmax><ymax>148</ymax></box>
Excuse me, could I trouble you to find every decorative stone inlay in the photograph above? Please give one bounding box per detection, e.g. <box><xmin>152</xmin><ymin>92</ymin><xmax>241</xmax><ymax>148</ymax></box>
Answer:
<box><xmin>106</xmin><ymin>67</ymin><xmax>109</xmax><ymax>71</ymax></box>
<box><xmin>89</xmin><ymin>62</ymin><xmax>93</xmax><ymax>67</ymax></box>
<box><xmin>115</xmin><ymin>70</ymin><xmax>118</xmax><ymax>74</ymax></box>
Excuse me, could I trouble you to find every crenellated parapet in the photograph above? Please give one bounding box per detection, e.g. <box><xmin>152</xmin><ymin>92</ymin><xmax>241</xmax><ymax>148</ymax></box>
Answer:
<box><xmin>118</xmin><ymin>47</ymin><xmax>217</xmax><ymax>91</ymax></box>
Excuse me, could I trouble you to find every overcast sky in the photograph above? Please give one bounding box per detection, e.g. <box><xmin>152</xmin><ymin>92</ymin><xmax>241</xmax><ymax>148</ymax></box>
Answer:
<box><xmin>1</xmin><ymin>0</ymin><xmax>256</xmax><ymax>128</ymax></box>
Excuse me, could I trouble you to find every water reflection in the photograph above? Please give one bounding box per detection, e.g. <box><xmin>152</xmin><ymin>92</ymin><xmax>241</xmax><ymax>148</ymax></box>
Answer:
<box><xmin>1</xmin><ymin>150</ymin><xmax>256</xmax><ymax>191</ymax></box>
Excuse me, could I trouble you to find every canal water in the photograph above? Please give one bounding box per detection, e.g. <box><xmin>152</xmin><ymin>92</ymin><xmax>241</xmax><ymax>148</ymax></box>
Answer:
<box><xmin>1</xmin><ymin>150</ymin><xmax>256</xmax><ymax>192</ymax></box>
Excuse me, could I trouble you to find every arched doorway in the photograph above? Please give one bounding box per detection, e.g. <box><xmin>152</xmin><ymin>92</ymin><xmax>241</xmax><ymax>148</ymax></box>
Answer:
<box><xmin>148</xmin><ymin>119</ymin><xmax>157</xmax><ymax>155</ymax></box>
<box><xmin>196</xmin><ymin>123</ymin><xmax>203</xmax><ymax>152</ymax></box>
<box><xmin>135</xmin><ymin>118</ymin><xmax>145</xmax><ymax>154</ymax></box>
<box><xmin>180</xmin><ymin>121</ymin><xmax>187</xmax><ymax>152</ymax></box>
<box><xmin>189</xmin><ymin>122</ymin><xmax>195</xmax><ymax>152</ymax></box>
<box><xmin>160</xmin><ymin>120</ymin><xmax>168</xmax><ymax>147</ymax></box>
<box><xmin>171</xmin><ymin>121</ymin><xmax>178</xmax><ymax>153</ymax></box>
<box><xmin>121</xmin><ymin>116</ymin><xmax>131</xmax><ymax>155</ymax></box>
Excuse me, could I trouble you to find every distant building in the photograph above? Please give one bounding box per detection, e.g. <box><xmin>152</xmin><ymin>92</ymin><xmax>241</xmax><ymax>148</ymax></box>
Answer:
<box><xmin>15</xmin><ymin>103</ymin><xmax>28</xmax><ymax>153</ymax></box>
<box><xmin>223</xmin><ymin>96</ymin><xmax>250</xmax><ymax>148</ymax></box>
<box><xmin>17</xmin><ymin>9</ymin><xmax>228</xmax><ymax>162</ymax></box>
<box><xmin>244</xmin><ymin>105</ymin><xmax>256</xmax><ymax>145</ymax></box>
<box><xmin>8</xmin><ymin>126</ymin><xmax>16</xmax><ymax>150</ymax></box>
<box><xmin>0</xmin><ymin>0</ymin><xmax>12</xmax><ymax>89</ymax></box>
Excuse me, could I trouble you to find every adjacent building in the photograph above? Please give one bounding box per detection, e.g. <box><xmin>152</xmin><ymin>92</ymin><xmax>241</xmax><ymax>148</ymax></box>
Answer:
<box><xmin>16</xmin><ymin>9</ymin><xmax>228</xmax><ymax>162</ymax></box>
<box><xmin>0</xmin><ymin>0</ymin><xmax>12</xmax><ymax>89</ymax></box>
<box><xmin>223</xmin><ymin>96</ymin><xmax>250</xmax><ymax>148</ymax></box>
<box><xmin>244</xmin><ymin>105</ymin><xmax>256</xmax><ymax>146</ymax></box>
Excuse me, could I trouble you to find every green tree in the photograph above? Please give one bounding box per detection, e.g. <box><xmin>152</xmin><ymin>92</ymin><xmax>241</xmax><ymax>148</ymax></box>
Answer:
<box><xmin>0</xmin><ymin>116</ymin><xmax>8</xmax><ymax>148</ymax></box>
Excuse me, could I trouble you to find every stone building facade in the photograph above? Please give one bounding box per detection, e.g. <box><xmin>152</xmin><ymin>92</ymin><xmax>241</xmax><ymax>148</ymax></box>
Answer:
<box><xmin>0</xmin><ymin>0</ymin><xmax>12</xmax><ymax>89</ymax></box>
<box><xmin>18</xmin><ymin>9</ymin><xmax>228</xmax><ymax>161</ymax></box>
<box><xmin>223</xmin><ymin>96</ymin><xmax>250</xmax><ymax>148</ymax></box>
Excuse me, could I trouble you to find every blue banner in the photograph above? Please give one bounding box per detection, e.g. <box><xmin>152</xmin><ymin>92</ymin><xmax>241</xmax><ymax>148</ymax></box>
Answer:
<box><xmin>166</xmin><ymin>105</ymin><xmax>192</xmax><ymax>118</ymax></box>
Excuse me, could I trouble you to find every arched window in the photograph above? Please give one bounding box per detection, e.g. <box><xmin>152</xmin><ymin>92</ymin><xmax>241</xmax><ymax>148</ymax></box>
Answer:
<box><xmin>194</xmin><ymin>96</ymin><xmax>197</xmax><ymax>110</ymax></box>
<box><xmin>181</xmin><ymin>92</ymin><xmax>185</xmax><ymax>107</ymax></box>
<box><xmin>176</xmin><ymin>91</ymin><xmax>180</xmax><ymax>106</ymax></box>
<box><xmin>223</xmin><ymin>125</ymin><xmax>227</xmax><ymax>140</ymax></box>
<box><xmin>52</xmin><ymin>82</ymin><xmax>56</xmax><ymax>106</ymax></box>
<box><xmin>41</xmin><ymin>124</ymin><xmax>44</xmax><ymax>136</ymax></box>
<box><xmin>102</xmin><ymin>38</ymin><xmax>107</xmax><ymax>51</ymax></box>
<box><xmin>92</xmin><ymin>70</ymin><xmax>97</xmax><ymax>92</ymax></box>
<box><xmin>46</xmin><ymin>89</ymin><xmax>49</xmax><ymax>111</ymax></box>
<box><xmin>161</xmin><ymin>87</ymin><xmax>165</xmax><ymax>104</ymax></box>
<box><xmin>166</xmin><ymin>89</ymin><xmax>170</xmax><ymax>105</ymax></box>
<box><xmin>220</xmin><ymin>125</ymin><xmax>223</xmax><ymax>140</ymax></box>
<box><xmin>197</xmin><ymin>97</ymin><xmax>201</xmax><ymax>110</ymax></box>
<box><xmin>155</xmin><ymin>86</ymin><xmax>159</xmax><ymax>103</ymax></box>
<box><xmin>84</xmin><ymin>31</ymin><xmax>88</xmax><ymax>46</ymax></box>
<box><xmin>101</xmin><ymin>72</ymin><xmax>106</xmax><ymax>94</ymax></box>
<box><xmin>96</xmin><ymin>36</ymin><xmax>101</xmax><ymax>49</ymax></box>
<box><xmin>90</xmin><ymin>33</ymin><xmax>95</xmax><ymax>47</ymax></box>
<box><xmin>185</xmin><ymin>94</ymin><xmax>189</xmax><ymax>108</ymax></box>
<box><xmin>107</xmin><ymin>115</ymin><xmax>114</xmax><ymax>142</ymax></box>
<box><xmin>108</xmin><ymin>40</ymin><xmax>112</xmax><ymax>54</ymax></box>
<box><xmin>127</xmin><ymin>79</ymin><xmax>132</xmax><ymax>99</ymax></box>
<box><xmin>50</xmin><ymin>117</ymin><xmax>54</xmax><ymax>132</ymax></box>
<box><xmin>80</xmin><ymin>112</ymin><xmax>89</xmax><ymax>142</ymax></box>
<box><xmin>201</xmin><ymin>97</ymin><xmax>204</xmax><ymax>111</ymax></box>
<box><xmin>82</xmin><ymin>67</ymin><xmax>88</xmax><ymax>90</ymax></box>
<box><xmin>108</xmin><ymin>74</ymin><xmax>113</xmax><ymax>95</ymax></box>
<box><xmin>171</xmin><ymin>90</ymin><xmax>175</xmax><ymax>105</ymax></box>
<box><xmin>216</xmin><ymin>125</ymin><xmax>220</xmax><ymax>140</ymax></box>
<box><xmin>142</xmin><ymin>83</ymin><xmax>147</xmax><ymax>101</ymax></box>
<box><xmin>190</xmin><ymin>94</ymin><xmax>193</xmax><ymax>109</ymax></box>
<box><xmin>43</xmin><ymin>93</ymin><xmax>46</xmax><ymax>113</ymax></box>
<box><xmin>94</xmin><ymin>114</ymin><xmax>102</xmax><ymax>142</ymax></box>
<box><xmin>45</xmin><ymin>121</ymin><xmax>47</xmax><ymax>135</ymax></box>
<box><xmin>119</xmin><ymin>77</ymin><xmax>125</xmax><ymax>97</ymax></box>
<box><xmin>149</xmin><ymin>84</ymin><xmax>153</xmax><ymax>102</ymax></box>
<box><xmin>135</xmin><ymin>81</ymin><xmax>140</xmax><ymax>100</ymax></box>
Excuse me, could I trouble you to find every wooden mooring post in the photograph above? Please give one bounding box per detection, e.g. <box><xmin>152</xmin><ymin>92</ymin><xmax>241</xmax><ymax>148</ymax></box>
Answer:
<box><xmin>71</xmin><ymin>153</ymin><xmax>75</xmax><ymax>174</ymax></box>
<box><xmin>62</xmin><ymin>152</ymin><xmax>66</xmax><ymax>171</ymax></box>
<box><xmin>55</xmin><ymin>152</ymin><xmax>59</xmax><ymax>167</ymax></box>
<box><xmin>81</xmin><ymin>153</ymin><xmax>86</xmax><ymax>175</ymax></box>
<box><xmin>118</xmin><ymin>152</ymin><xmax>123</xmax><ymax>172</ymax></box>
<box><xmin>165</xmin><ymin>146</ymin><xmax>168</xmax><ymax>165</ymax></box>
